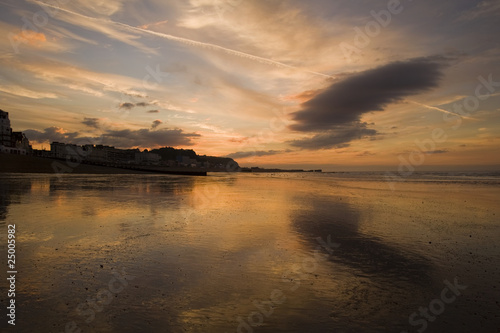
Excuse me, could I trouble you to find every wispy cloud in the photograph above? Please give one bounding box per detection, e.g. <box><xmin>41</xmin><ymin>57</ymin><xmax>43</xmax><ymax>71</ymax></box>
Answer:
<box><xmin>0</xmin><ymin>84</ymin><xmax>58</xmax><ymax>99</ymax></box>
<box><xmin>458</xmin><ymin>1</ymin><xmax>500</xmax><ymax>21</ymax></box>
<box><xmin>9</xmin><ymin>58</ymin><xmax>159</xmax><ymax>99</ymax></box>
<box><xmin>138</xmin><ymin>20</ymin><xmax>169</xmax><ymax>30</ymax></box>
<box><xmin>226</xmin><ymin>150</ymin><xmax>285</xmax><ymax>159</ymax></box>
<box><xmin>407</xmin><ymin>100</ymin><xmax>475</xmax><ymax>120</ymax></box>
<box><xmin>30</xmin><ymin>0</ymin><xmax>158</xmax><ymax>54</ymax></box>
<box><xmin>33</xmin><ymin>1</ymin><xmax>333</xmax><ymax>78</ymax></box>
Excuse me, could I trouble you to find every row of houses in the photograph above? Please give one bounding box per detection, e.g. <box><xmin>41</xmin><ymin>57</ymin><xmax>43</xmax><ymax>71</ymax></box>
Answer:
<box><xmin>49</xmin><ymin>142</ymin><xmax>162</xmax><ymax>165</ymax></box>
<box><xmin>0</xmin><ymin>110</ymin><xmax>32</xmax><ymax>155</ymax></box>
<box><xmin>48</xmin><ymin>142</ymin><xmax>210</xmax><ymax>167</ymax></box>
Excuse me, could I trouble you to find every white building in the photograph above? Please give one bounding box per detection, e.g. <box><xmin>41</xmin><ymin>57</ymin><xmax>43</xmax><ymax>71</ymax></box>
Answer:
<box><xmin>0</xmin><ymin>110</ymin><xmax>31</xmax><ymax>155</ymax></box>
<box><xmin>0</xmin><ymin>110</ymin><xmax>12</xmax><ymax>148</ymax></box>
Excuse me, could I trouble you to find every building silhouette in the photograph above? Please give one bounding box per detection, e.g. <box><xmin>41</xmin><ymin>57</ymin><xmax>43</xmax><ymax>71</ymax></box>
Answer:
<box><xmin>0</xmin><ymin>109</ymin><xmax>31</xmax><ymax>154</ymax></box>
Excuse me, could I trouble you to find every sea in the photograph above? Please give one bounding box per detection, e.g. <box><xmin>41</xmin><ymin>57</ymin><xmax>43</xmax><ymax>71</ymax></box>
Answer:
<box><xmin>0</xmin><ymin>171</ymin><xmax>499</xmax><ymax>332</ymax></box>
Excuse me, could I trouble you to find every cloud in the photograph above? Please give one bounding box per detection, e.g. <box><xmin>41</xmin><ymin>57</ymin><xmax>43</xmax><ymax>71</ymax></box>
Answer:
<box><xmin>290</xmin><ymin>57</ymin><xmax>447</xmax><ymax>132</ymax></box>
<box><xmin>124</xmin><ymin>91</ymin><xmax>148</xmax><ymax>98</ymax></box>
<box><xmin>285</xmin><ymin>89</ymin><xmax>323</xmax><ymax>103</ymax></box>
<box><xmin>151</xmin><ymin>119</ymin><xmax>162</xmax><ymax>129</ymax></box>
<box><xmin>35</xmin><ymin>1</ymin><xmax>332</xmax><ymax>78</ymax></box>
<box><xmin>24</xmin><ymin>123</ymin><xmax>200</xmax><ymax>148</ymax></box>
<box><xmin>24</xmin><ymin>126</ymin><xmax>79</xmax><ymax>143</ymax></box>
<box><xmin>425</xmin><ymin>149</ymin><xmax>449</xmax><ymax>154</ymax></box>
<box><xmin>138</xmin><ymin>20</ymin><xmax>169</xmax><ymax>30</ymax></box>
<box><xmin>119</xmin><ymin>102</ymin><xmax>154</xmax><ymax>109</ymax></box>
<box><xmin>119</xmin><ymin>102</ymin><xmax>136</xmax><ymax>110</ymax></box>
<box><xmin>288</xmin><ymin>124</ymin><xmax>377</xmax><ymax>150</ymax></box>
<box><xmin>458</xmin><ymin>1</ymin><xmax>500</xmax><ymax>21</ymax></box>
<box><xmin>0</xmin><ymin>85</ymin><xmax>58</xmax><ymax>99</ymax></box>
<box><xmin>72</xmin><ymin>0</ymin><xmax>124</xmax><ymax>16</ymax></box>
<box><xmin>226</xmin><ymin>150</ymin><xmax>284</xmax><ymax>159</ymax></box>
<box><xmin>9</xmin><ymin>30</ymin><xmax>46</xmax><ymax>47</ymax></box>
<box><xmin>356</xmin><ymin>151</ymin><xmax>376</xmax><ymax>157</ymax></box>
<box><xmin>32</xmin><ymin>0</ymin><xmax>159</xmax><ymax>54</ymax></box>
<box><xmin>82</xmin><ymin>117</ymin><xmax>101</xmax><ymax>128</ymax></box>
<box><xmin>176</xmin><ymin>0</ymin><xmax>338</xmax><ymax>73</ymax></box>
<box><xmin>102</xmin><ymin>128</ymin><xmax>200</xmax><ymax>147</ymax></box>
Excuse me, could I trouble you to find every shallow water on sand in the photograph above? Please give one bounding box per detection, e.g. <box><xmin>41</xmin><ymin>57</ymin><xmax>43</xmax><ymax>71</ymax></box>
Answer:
<box><xmin>0</xmin><ymin>173</ymin><xmax>499</xmax><ymax>332</ymax></box>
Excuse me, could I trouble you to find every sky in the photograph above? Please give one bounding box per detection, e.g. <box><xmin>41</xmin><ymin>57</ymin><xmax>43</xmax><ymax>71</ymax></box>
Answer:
<box><xmin>0</xmin><ymin>0</ymin><xmax>499</xmax><ymax>171</ymax></box>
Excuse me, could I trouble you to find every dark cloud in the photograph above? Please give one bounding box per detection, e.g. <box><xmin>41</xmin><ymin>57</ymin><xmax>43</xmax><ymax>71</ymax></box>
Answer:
<box><xmin>119</xmin><ymin>102</ymin><xmax>155</xmax><ymax>110</ymax></box>
<box><xmin>119</xmin><ymin>102</ymin><xmax>135</xmax><ymax>110</ymax></box>
<box><xmin>82</xmin><ymin>117</ymin><xmax>100</xmax><ymax>128</ymax></box>
<box><xmin>25</xmin><ymin>125</ymin><xmax>199</xmax><ymax>148</ymax></box>
<box><xmin>102</xmin><ymin>128</ymin><xmax>199</xmax><ymax>147</ymax></box>
<box><xmin>24</xmin><ymin>127</ymin><xmax>80</xmax><ymax>144</ymax></box>
<box><xmin>425</xmin><ymin>149</ymin><xmax>449</xmax><ymax>154</ymax></box>
<box><xmin>288</xmin><ymin>124</ymin><xmax>377</xmax><ymax>150</ymax></box>
<box><xmin>226</xmin><ymin>150</ymin><xmax>285</xmax><ymax>159</ymax></box>
<box><xmin>147</xmin><ymin>110</ymin><xmax>160</xmax><ymax>113</ymax></box>
<box><xmin>290</xmin><ymin>57</ymin><xmax>447</xmax><ymax>132</ymax></box>
<box><xmin>151</xmin><ymin>119</ymin><xmax>162</xmax><ymax>129</ymax></box>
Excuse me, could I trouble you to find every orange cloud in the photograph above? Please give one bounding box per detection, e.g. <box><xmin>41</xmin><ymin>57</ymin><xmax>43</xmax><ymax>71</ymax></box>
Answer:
<box><xmin>282</xmin><ymin>89</ymin><xmax>322</xmax><ymax>103</ymax></box>
<box><xmin>138</xmin><ymin>20</ymin><xmax>169</xmax><ymax>30</ymax></box>
<box><xmin>11</xmin><ymin>30</ymin><xmax>47</xmax><ymax>47</ymax></box>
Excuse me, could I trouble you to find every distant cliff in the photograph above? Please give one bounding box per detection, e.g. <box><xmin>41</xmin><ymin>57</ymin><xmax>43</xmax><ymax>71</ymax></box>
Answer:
<box><xmin>149</xmin><ymin>147</ymin><xmax>239</xmax><ymax>170</ymax></box>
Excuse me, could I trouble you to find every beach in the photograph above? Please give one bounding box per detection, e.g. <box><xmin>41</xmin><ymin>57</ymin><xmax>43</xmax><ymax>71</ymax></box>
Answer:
<box><xmin>0</xmin><ymin>172</ymin><xmax>499</xmax><ymax>332</ymax></box>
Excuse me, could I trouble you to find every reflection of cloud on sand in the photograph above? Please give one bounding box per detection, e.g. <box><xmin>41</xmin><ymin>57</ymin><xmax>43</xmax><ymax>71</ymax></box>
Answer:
<box><xmin>291</xmin><ymin>195</ymin><xmax>433</xmax><ymax>285</ymax></box>
<box><xmin>289</xmin><ymin>193</ymin><xmax>437</xmax><ymax>329</ymax></box>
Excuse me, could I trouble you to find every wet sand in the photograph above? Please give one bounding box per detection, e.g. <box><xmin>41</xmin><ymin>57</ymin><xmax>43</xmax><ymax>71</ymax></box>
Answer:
<box><xmin>0</xmin><ymin>173</ymin><xmax>498</xmax><ymax>332</ymax></box>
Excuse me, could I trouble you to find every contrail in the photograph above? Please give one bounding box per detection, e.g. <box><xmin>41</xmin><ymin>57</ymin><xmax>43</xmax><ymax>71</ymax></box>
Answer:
<box><xmin>33</xmin><ymin>1</ymin><xmax>334</xmax><ymax>79</ymax></box>
<box><xmin>407</xmin><ymin>100</ymin><xmax>475</xmax><ymax>120</ymax></box>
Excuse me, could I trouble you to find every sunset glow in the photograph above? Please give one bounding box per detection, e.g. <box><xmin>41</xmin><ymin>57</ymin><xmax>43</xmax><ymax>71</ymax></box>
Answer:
<box><xmin>1</xmin><ymin>0</ymin><xmax>499</xmax><ymax>170</ymax></box>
